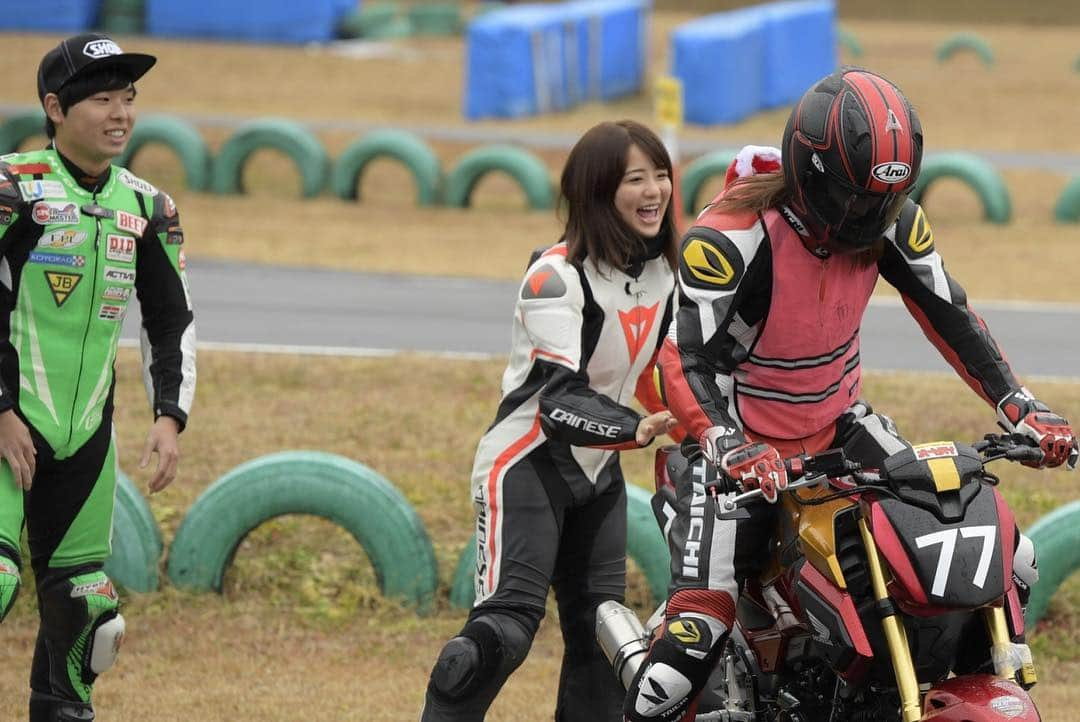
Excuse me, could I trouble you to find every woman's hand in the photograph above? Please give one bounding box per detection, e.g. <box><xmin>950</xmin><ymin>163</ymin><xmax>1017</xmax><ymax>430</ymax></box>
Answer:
<box><xmin>636</xmin><ymin>410</ymin><xmax>679</xmax><ymax>446</ymax></box>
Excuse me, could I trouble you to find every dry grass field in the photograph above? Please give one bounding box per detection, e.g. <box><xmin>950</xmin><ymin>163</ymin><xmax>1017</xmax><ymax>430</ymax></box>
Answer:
<box><xmin>0</xmin><ymin>351</ymin><xmax>1076</xmax><ymax>720</ymax></box>
<box><xmin>1</xmin><ymin>7</ymin><xmax>1080</xmax><ymax>721</ymax></box>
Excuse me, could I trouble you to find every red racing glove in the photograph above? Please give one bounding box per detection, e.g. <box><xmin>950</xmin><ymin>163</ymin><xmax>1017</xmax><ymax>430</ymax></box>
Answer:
<box><xmin>997</xmin><ymin>388</ymin><xmax>1079</xmax><ymax>470</ymax></box>
<box><xmin>720</xmin><ymin>442</ymin><xmax>789</xmax><ymax>503</ymax></box>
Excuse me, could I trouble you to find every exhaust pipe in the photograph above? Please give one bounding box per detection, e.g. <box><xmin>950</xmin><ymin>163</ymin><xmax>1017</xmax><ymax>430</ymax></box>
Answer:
<box><xmin>596</xmin><ymin>601</ymin><xmax>651</xmax><ymax>689</ymax></box>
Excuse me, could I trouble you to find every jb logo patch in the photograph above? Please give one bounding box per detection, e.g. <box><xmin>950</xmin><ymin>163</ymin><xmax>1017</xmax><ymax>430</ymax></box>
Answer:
<box><xmin>45</xmin><ymin>271</ymin><xmax>81</xmax><ymax>306</ymax></box>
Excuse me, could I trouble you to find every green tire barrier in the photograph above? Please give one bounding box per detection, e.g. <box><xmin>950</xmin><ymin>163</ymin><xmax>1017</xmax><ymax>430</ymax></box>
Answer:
<box><xmin>409</xmin><ymin>3</ymin><xmax>462</xmax><ymax>35</ymax></box>
<box><xmin>449</xmin><ymin>535</ymin><xmax>476</xmax><ymax>610</ymax></box>
<box><xmin>339</xmin><ymin>3</ymin><xmax>411</xmax><ymax>40</ymax></box>
<box><xmin>103</xmin><ymin>471</ymin><xmax>164</xmax><ymax>594</ymax></box>
<box><xmin>1025</xmin><ymin>500</ymin><xmax>1080</xmax><ymax>627</ymax></box>
<box><xmin>910</xmin><ymin>152</ymin><xmax>1011</xmax><ymax>223</ymax></box>
<box><xmin>1053</xmin><ymin>175</ymin><xmax>1080</xmax><ymax>223</ymax></box>
<box><xmin>680</xmin><ymin>149</ymin><xmax>739</xmax><ymax>216</ymax></box>
<box><xmin>99</xmin><ymin>0</ymin><xmax>144</xmax><ymax>34</ymax></box>
<box><xmin>0</xmin><ymin>110</ymin><xmax>46</xmax><ymax>154</ymax></box>
<box><xmin>837</xmin><ymin>27</ymin><xmax>864</xmax><ymax>58</ymax></box>
<box><xmin>444</xmin><ymin>144</ymin><xmax>555</xmax><ymax>210</ymax></box>
<box><xmin>331</xmin><ymin>129</ymin><xmax>442</xmax><ymax>205</ymax></box>
<box><xmin>211</xmin><ymin>118</ymin><xmax>329</xmax><ymax>198</ymax></box>
<box><xmin>936</xmin><ymin>32</ymin><xmax>995</xmax><ymax>67</ymax></box>
<box><xmin>166</xmin><ymin>451</ymin><xmax>438</xmax><ymax>612</ymax></box>
<box><xmin>449</xmin><ymin>483</ymin><xmax>669</xmax><ymax>610</ymax></box>
<box><xmin>116</xmin><ymin>114</ymin><xmax>212</xmax><ymax>192</ymax></box>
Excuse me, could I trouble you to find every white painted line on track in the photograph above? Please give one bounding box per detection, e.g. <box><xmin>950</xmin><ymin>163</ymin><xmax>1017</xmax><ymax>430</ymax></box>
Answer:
<box><xmin>118</xmin><ymin>338</ymin><xmax>502</xmax><ymax>361</ymax></box>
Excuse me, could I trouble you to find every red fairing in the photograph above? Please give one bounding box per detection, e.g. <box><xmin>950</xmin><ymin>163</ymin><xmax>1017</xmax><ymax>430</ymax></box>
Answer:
<box><xmin>799</xmin><ymin>560</ymin><xmax>873</xmax><ymax>680</ymax></box>
<box><xmin>867</xmin><ymin>501</ymin><xmax>929</xmax><ymax>605</ymax></box>
<box><xmin>993</xmin><ymin>487</ymin><xmax>1017</xmax><ymax>589</ymax></box>
<box><xmin>921</xmin><ymin>675</ymin><xmax>1040</xmax><ymax>721</ymax></box>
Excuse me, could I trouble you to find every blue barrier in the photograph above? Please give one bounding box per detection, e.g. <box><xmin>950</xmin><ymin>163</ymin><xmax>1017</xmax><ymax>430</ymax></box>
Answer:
<box><xmin>673</xmin><ymin>11</ymin><xmax>765</xmax><ymax>125</ymax></box>
<box><xmin>567</xmin><ymin>0</ymin><xmax>649</xmax><ymax>102</ymax></box>
<box><xmin>0</xmin><ymin>0</ymin><xmax>101</xmax><ymax>32</ymax></box>
<box><xmin>672</xmin><ymin>0</ymin><xmax>836</xmax><ymax>125</ymax></box>
<box><xmin>465</xmin><ymin>0</ymin><xmax>649</xmax><ymax>120</ymax></box>
<box><xmin>760</xmin><ymin>1</ymin><xmax>836</xmax><ymax>108</ymax></box>
<box><xmin>466</xmin><ymin>5</ymin><xmax>575</xmax><ymax>119</ymax></box>
<box><xmin>146</xmin><ymin>0</ymin><xmax>355</xmax><ymax>44</ymax></box>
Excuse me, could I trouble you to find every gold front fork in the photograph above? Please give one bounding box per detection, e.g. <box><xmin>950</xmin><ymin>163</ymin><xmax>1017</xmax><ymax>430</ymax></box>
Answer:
<box><xmin>857</xmin><ymin>518</ymin><xmax>922</xmax><ymax>722</ymax></box>
<box><xmin>985</xmin><ymin>606</ymin><xmax>1038</xmax><ymax>686</ymax></box>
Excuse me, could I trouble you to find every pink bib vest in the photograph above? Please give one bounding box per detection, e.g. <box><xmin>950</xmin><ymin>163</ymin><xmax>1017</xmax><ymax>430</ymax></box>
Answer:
<box><xmin>735</xmin><ymin>210</ymin><xmax>879</xmax><ymax>439</ymax></box>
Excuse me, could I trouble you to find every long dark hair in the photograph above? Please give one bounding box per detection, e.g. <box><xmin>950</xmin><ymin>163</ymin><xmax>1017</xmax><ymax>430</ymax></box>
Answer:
<box><xmin>558</xmin><ymin>120</ymin><xmax>677</xmax><ymax>271</ymax></box>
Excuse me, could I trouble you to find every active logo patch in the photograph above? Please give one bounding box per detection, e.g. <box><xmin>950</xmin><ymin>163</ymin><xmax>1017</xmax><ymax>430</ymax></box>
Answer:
<box><xmin>681</xmin><ymin>234</ymin><xmax>742</xmax><ymax>289</ymax></box>
<box><xmin>98</xmin><ymin>304</ymin><xmax>125</xmax><ymax>321</ymax></box>
<box><xmin>102</xmin><ymin>286</ymin><xmax>132</xmax><ymax>302</ymax></box>
<box><xmin>38</xmin><ymin>229</ymin><xmax>87</xmax><ymax>249</ymax></box>
<box><xmin>118</xmin><ymin>170</ymin><xmax>157</xmax><ymax>196</ymax></box>
<box><xmin>31</xmin><ymin>201</ymin><xmax>79</xmax><ymax>225</ymax></box>
<box><xmin>103</xmin><ymin>266</ymin><xmax>136</xmax><ymax>284</ymax></box>
<box><xmin>106</xmin><ymin>234</ymin><xmax>135</xmax><ymax>263</ymax></box>
<box><xmin>0</xmin><ymin>204</ymin><xmax>13</xmax><ymax>225</ymax></box>
<box><xmin>45</xmin><ymin>271</ymin><xmax>81</xmax><ymax>307</ymax></box>
<box><xmin>30</xmin><ymin>251</ymin><xmax>85</xmax><ymax>267</ymax></box>
<box><xmin>18</xmin><ymin>179</ymin><xmax>66</xmax><ymax>200</ymax></box>
<box><xmin>116</xmin><ymin>210</ymin><xmax>147</xmax><ymax>236</ymax></box>
<box><xmin>871</xmin><ymin>161</ymin><xmax>911</xmax><ymax>184</ymax></box>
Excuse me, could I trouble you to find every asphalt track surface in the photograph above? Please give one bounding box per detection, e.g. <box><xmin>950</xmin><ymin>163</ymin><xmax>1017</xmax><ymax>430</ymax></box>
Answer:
<box><xmin>121</xmin><ymin>258</ymin><xmax>1080</xmax><ymax>381</ymax></box>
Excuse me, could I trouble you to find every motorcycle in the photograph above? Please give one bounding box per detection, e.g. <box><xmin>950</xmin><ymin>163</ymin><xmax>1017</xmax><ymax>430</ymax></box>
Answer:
<box><xmin>597</xmin><ymin>434</ymin><xmax>1043</xmax><ymax>721</ymax></box>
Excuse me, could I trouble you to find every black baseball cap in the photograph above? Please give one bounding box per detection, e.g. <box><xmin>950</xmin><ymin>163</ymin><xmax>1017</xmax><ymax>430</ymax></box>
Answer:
<box><xmin>37</xmin><ymin>33</ymin><xmax>156</xmax><ymax>102</ymax></box>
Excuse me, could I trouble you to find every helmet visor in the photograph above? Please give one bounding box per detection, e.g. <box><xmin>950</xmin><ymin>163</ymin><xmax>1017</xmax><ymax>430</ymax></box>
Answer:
<box><xmin>803</xmin><ymin>167</ymin><xmax>910</xmax><ymax>247</ymax></box>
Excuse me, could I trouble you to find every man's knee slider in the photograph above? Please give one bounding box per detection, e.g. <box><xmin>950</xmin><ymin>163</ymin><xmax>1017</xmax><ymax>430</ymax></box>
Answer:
<box><xmin>428</xmin><ymin>613</ymin><xmax>534</xmax><ymax>703</ymax></box>
<box><xmin>39</xmin><ymin>569</ymin><xmax>123</xmax><ymax>699</ymax></box>
<box><xmin>0</xmin><ymin>554</ymin><xmax>20</xmax><ymax>622</ymax></box>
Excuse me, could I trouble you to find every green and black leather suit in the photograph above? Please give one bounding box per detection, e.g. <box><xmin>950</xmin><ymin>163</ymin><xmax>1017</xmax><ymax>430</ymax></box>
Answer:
<box><xmin>0</xmin><ymin>147</ymin><xmax>195</xmax><ymax>713</ymax></box>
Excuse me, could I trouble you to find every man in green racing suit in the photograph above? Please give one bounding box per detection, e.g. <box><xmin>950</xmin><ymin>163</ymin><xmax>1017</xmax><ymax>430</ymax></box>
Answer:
<box><xmin>0</xmin><ymin>33</ymin><xmax>196</xmax><ymax>722</ymax></box>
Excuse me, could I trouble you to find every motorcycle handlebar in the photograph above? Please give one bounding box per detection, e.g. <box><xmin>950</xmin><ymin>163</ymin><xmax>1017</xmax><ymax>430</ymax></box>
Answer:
<box><xmin>718</xmin><ymin>433</ymin><xmax>1040</xmax><ymax>513</ymax></box>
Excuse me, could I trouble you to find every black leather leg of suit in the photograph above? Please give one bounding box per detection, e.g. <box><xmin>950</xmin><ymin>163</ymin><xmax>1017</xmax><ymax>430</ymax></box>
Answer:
<box><xmin>552</xmin><ymin>475</ymin><xmax>627</xmax><ymax>722</ymax></box>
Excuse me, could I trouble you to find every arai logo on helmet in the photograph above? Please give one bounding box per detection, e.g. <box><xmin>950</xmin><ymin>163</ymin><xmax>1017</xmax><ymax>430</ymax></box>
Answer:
<box><xmin>871</xmin><ymin>162</ymin><xmax>911</xmax><ymax>184</ymax></box>
<box><xmin>83</xmin><ymin>39</ymin><xmax>123</xmax><ymax>60</ymax></box>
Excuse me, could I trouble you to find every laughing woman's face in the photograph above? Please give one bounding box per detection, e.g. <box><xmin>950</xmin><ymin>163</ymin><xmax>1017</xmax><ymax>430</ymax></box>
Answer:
<box><xmin>614</xmin><ymin>144</ymin><xmax>671</xmax><ymax>239</ymax></box>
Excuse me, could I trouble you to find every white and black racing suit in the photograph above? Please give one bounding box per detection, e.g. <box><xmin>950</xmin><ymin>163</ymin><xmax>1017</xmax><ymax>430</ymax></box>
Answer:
<box><xmin>422</xmin><ymin>240</ymin><xmax>674</xmax><ymax>722</ymax></box>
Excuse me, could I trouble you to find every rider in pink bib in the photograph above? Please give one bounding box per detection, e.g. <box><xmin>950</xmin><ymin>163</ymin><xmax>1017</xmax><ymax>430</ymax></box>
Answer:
<box><xmin>623</xmin><ymin>67</ymin><xmax>1078</xmax><ymax>722</ymax></box>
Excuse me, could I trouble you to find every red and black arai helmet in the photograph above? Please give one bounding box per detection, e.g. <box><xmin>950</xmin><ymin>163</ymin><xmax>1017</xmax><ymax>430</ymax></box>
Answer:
<box><xmin>782</xmin><ymin>67</ymin><xmax>923</xmax><ymax>248</ymax></box>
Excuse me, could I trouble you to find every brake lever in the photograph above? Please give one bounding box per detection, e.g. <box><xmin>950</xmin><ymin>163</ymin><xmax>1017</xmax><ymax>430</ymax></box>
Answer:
<box><xmin>717</xmin><ymin>472</ymin><xmax>826</xmax><ymax>514</ymax></box>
